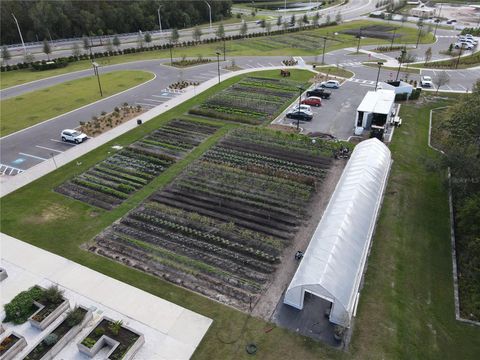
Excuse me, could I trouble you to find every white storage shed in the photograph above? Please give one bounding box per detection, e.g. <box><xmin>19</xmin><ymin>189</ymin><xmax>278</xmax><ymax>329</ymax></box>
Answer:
<box><xmin>283</xmin><ymin>139</ymin><xmax>392</xmax><ymax>327</ymax></box>
<box><xmin>355</xmin><ymin>89</ymin><xmax>395</xmax><ymax>132</ymax></box>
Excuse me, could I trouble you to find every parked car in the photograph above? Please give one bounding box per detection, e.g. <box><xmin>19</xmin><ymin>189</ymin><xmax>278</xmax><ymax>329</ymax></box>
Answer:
<box><xmin>447</xmin><ymin>19</ymin><xmax>456</xmax><ymax>24</ymax></box>
<box><xmin>291</xmin><ymin>104</ymin><xmax>313</xmax><ymax>115</ymax></box>
<box><xmin>306</xmin><ymin>88</ymin><xmax>331</xmax><ymax>99</ymax></box>
<box><xmin>455</xmin><ymin>42</ymin><xmax>474</xmax><ymax>50</ymax></box>
<box><xmin>286</xmin><ymin>110</ymin><xmax>313</xmax><ymax>121</ymax></box>
<box><xmin>319</xmin><ymin>80</ymin><xmax>341</xmax><ymax>89</ymax></box>
<box><xmin>301</xmin><ymin>96</ymin><xmax>322</xmax><ymax>107</ymax></box>
<box><xmin>420</xmin><ymin>76</ymin><xmax>433</xmax><ymax>88</ymax></box>
<box><xmin>61</xmin><ymin>129</ymin><xmax>88</xmax><ymax>143</ymax></box>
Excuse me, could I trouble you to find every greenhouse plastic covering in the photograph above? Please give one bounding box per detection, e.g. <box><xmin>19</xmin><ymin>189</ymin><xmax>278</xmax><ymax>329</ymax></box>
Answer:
<box><xmin>284</xmin><ymin>138</ymin><xmax>392</xmax><ymax>327</ymax></box>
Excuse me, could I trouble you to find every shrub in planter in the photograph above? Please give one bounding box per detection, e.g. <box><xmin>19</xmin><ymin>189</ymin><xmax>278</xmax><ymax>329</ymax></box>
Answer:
<box><xmin>4</xmin><ymin>286</ymin><xmax>44</xmax><ymax>324</ymax></box>
<box><xmin>43</xmin><ymin>334</ymin><xmax>58</xmax><ymax>346</ymax></box>
<box><xmin>108</xmin><ymin>320</ymin><xmax>123</xmax><ymax>335</ymax></box>
<box><xmin>40</xmin><ymin>285</ymin><xmax>63</xmax><ymax>305</ymax></box>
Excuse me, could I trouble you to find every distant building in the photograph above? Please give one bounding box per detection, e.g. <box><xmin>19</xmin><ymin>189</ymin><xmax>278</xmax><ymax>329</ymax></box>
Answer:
<box><xmin>410</xmin><ymin>5</ymin><xmax>436</xmax><ymax>18</ymax></box>
<box><xmin>377</xmin><ymin>80</ymin><xmax>414</xmax><ymax>96</ymax></box>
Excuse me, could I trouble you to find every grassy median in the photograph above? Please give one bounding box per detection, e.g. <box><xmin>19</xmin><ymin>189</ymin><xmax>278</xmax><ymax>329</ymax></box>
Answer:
<box><xmin>0</xmin><ymin>70</ymin><xmax>154</xmax><ymax>137</ymax></box>
<box><xmin>0</xmin><ymin>20</ymin><xmax>435</xmax><ymax>89</ymax></box>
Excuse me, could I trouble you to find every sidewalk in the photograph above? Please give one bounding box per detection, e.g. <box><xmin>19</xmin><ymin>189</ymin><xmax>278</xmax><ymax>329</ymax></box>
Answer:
<box><xmin>0</xmin><ymin>232</ymin><xmax>213</xmax><ymax>359</ymax></box>
<box><xmin>0</xmin><ymin>64</ymin><xmax>307</xmax><ymax>198</ymax></box>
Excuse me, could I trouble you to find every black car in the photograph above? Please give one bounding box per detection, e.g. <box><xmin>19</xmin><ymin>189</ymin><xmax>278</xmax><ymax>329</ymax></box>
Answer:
<box><xmin>306</xmin><ymin>88</ymin><xmax>331</xmax><ymax>99</ymax></box>
<box><xmin>286</xmin><ymin>111</ymin><xmax>313</xmax><ymax>121</ymax></box>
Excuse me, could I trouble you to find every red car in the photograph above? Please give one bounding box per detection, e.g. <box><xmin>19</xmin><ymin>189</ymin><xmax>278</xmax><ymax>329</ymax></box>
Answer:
<box><xmin>301</xmin><ymin>96</ymin><xmax>322</xmax><ymax>107</ymax></box>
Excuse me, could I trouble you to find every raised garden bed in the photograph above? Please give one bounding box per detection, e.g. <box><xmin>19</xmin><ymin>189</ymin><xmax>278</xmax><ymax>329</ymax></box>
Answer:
<box><xmin>0</xmin><ymin>332</ymin><xmax>27</xmax><ymax>360</ymax></box>
<box><xmin>56</xmin><ymin>119</ymin><xmax>220</xmax><ymax>210</ymax></box>
<box><xmin>189</xmin><ymin>77</ymin><xmax>305</xmax><ymax>125</ymax></box>
<box><xmin>28</xmin><ymin>298</ymin><xmax>69</xmax><ymax>330</ymax></box>
<box><xmin>77</xmin><ymin>317</ymin><xmax>144</xmax><ymax>360</ymax></box>
<box><xmin>24</xmin><ymin>306</ymin><xmax>92</xmax><ymax>360</ymax></box>
<box><xmin>79</xmin><ymin>104</ymin><xmax>144</xmax><ymax>137</ymax></box>
<box><xmin>90</xmin><ymin>128</ymin><xmax>336</xmax><ymax>310</ymax></box>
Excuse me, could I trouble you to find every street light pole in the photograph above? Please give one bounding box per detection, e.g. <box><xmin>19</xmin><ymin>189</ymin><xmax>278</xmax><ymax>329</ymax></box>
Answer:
<box><xmin>92</xmin><ymin>61</ymin><xmax>103</xmax><ymax>97</ymax></box>
<box><xmin>169</xmin><ymin>42</ymin><xmax>173</xmax><ymax>66</ymax></box>
<box><xmin>434</xmin><ymin>4</ymin><xmax>442</xmax><ymax>38</ymax></box>
<box><xmin>321</xmin><ymin>36</ymin><xmax>327</xmax><ymax>64</ymax></box>
<box><xmin>11</xmin><ymin>13</ymin><xmax>27</xmax><ymax>59</ymax></box>
<box><xmin>415</xmin><ymin>23</ymin><xmax>423</xmax><ymax>48</ymax></box>
<box><xmin>204</xmin><ymin>1</ymin><xmax>212</xmax><ymax>29</ymax></box>
<box><xmin>455</xmin><ymin>43</ymin><xmax>464</xmax><ymax>69</ymax></box>
<box><xmin>375</xmin><ymin>61</ymin><xmax>384</xmax><ymax>91</ymax></box>
<box><xmin>356</xmin><ymin>27</ymin><xmax>362</xmax><ymax>54</ymax></box>
<box><xmin>389</xmin><ymin>27</ymin><xmax>397</xmax><ymax>50</ymax></box>
<box><xmin>223</xmin><ymin>37</ymin><xmax>226</xmax><ymax>61</ymax></box>
<box><xmin>157</xmin><ymin>6</ymin><xmax>162</xmax><ymax>32</ymax></box>
<box><xmin>216</xmin><ymin>52</ymin><xmax>221</xmax><ymax>83</ymax></box>
<box><xmin>296</xmin><ymin>86</ymin><xmax>303</xmax><ymax>131</ymax></box>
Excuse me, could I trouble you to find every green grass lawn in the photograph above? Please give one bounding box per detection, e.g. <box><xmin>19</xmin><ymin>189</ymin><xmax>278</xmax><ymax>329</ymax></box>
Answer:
<box><xmin>411</xmin><ymin>51</ymin><xmax>480</xmax><ymax>69</ymax></box>
<box><xmin>362</xmin><ymin>62</ymin><xmax>421</xmax><ymax>74</ymax></box>
<box><xmin>0</xmin><ymin>70</ymin><xmax>154</xmax><ymax>137</ymax></box>
<box><xmin>0</xmin><ymin>20</ymin><xmax>435</xmax><ymax>89</ymax></box>
<box><xmin>2</xmin><ymin>72</ymin><xmax>478</xmax><ymax>359</ymax></box>
<box><xmin>314</xmin><ymin>65</ymin><xmax>354</xmax><ymax>78</ymax></box>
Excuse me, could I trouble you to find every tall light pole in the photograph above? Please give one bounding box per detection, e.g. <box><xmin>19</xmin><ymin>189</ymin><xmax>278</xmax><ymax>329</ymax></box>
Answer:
<box><xmin>434</xmin><ymin>4</ymin><xmax>443</xmax><ymax>38</ymax></box>
<box><xmin>356</xmin><ymin>27</ymin><xmax>363</xmax><ymax>54</ymax></box>
<box><xmin>455</xmin><ymin>43</ymin><xmax>464</xmax><ymax>69</ymax></box>
<box><xmin>321</xmin><ymin>36</ymin><xmax>327</xmax><ymax>64</ymax></box>
<box><xmin>169</xmin><ymin>42</ymin><xmax>173</xmax><ymax>66</ymax></box>
<box><xmin>375</xmin><ymin>61</ymin><xmax>384</xmax><ymax>91</ymax></box>
<box><xmin>223</xmin><ymin>36</ymin><xmax>226</xmax><ymax>61</ymax></box>
<box><xmin>92</xmin><ymin>61</ymin><xmax>103</xmax><ymax>97</ymax></box>
<box><xmin>11</xmin><ymin>13</ymin><xmax>27</xmax><ymax>59</ymax></box>
<box><xmin>415</xmin><ymin>23</ymin><xmax>424</xmax><ymax>48</ymax></box>
<box><xmin>216</xmin><ymin>52</ymin><xmax>221</xmax><ymax>83</ymax></box>
<box><xmin>204</xmin><ymin>1</ymin><xmax>212</xmax><ymax>29</ymax></box>
<box><xmin>389</xmin><ymin>27</ymin><xmax>397</xmax><ymax>51</ymax></box>
<box><xmin>157</xmin><ymin>6</ymin><xmax>162</xmax><ymax>32</ymax></box>
<box><xmin>296</xmin><ymin>86</ymin><xmax>303</xmax><ymax>131</ymax></box>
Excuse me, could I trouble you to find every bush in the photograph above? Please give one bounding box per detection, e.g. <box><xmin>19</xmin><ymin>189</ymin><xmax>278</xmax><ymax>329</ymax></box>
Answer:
<box><xmin>65</xmin><ymin>307</ymin><xmax>85</xmax><ymax>327</ymax></box>
<box><xmin>4</xmin><ymin>286</ymin><xmax>44</xmax><ymax>324</ymax></box>
<box><xmin>43</xmin><ymin>334</ymin><xmax>58</xmax><ymax>346</ymax></box>
<box><xmin>41</xmin><ymin>285</ymin><xmax>64</xmax><ymax>305</ymax></box>
<box><xmin>31</xmin><ymin>59</ymin><xmax>68</xmax><ymax>71</ymax></box>
<box><xmin>94</xmin><ymin>327</ymin><xmax>105</xmax><ymax>336</ymax></box>
<box><xmin>108</xmin><ymin>320</ymin><xmax>123</xmax><ymax>335</ymax></box>
<box><xmin>82</xmin><ymin>337</ymin><xmax>96</xmax><ymax>348</ymax></box>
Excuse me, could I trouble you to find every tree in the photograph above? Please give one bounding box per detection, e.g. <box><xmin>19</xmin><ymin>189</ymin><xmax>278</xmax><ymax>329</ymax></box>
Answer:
<box><xmin>290</xmin><ymin>14</ymin><xmax>296</xmax><ymax>27</ymax></box>
<box><xmin>276</xmin><ymin>16</ymin><xmax>283</xmax><ymax>30</ymax></box>
<box><xmin>259</xmin><ymin>19</ymin><xmax>266</xmax><ymax>29</ymax></box>
<box><xmin>42</xmin><ymin>39</ymin><xmax>51</xmax><ymax>60</ymax></box>
<box><xmin>313</xmin><ymin>12</ymin><xmax>320</xmax><ymax>27</ymax></box>
<box><xmin>170</xmin><ymin>28</ymin><xmax>180</xmax><ymax>44</ymax></box>
<box><xmin>105</xmin><ymin>38</ymin><xmax>114</xmax><ymax>52</ymax></box>
<box><xmin>240</xmin><ymin>21</ymin><xmax>248</xmax><ymax>37</ymax></box>
<box><xmin>216</xmin><ymin>23</ymin><xmax>225</xmax><ymax>39</ymax></box>
<box><xmin>434</xmin><ymin>71</ymin><xmax>450</xmax><ymax>94</ymax></box>
<box><xmin>112</xmin><ymin>35</ymin><xmax>121</xmax><ymax>49</ymax></box>
<box><xmin>82</xmin><ymin>36</ymin><xmax>90</xmax><ymax>54</ymax></box>
<box><xmin>71</xmin><ymin>42</ymin><xmax>81</xmax><ymax>59</ymax></box>
<box><xmin>265</xmin><ymin>21</ymin><xmax>272</xmax><ymax>35</ymax></box>
<box><xmin>24</xmin><ymin>52</ymin><xmax>35</xmax><ymax>63</ymax></box>
<box><xmin>302</xmin><ymin>14</ymin><xmax>309</xmax><ymax>26</ymax></box>
<box><xmin>424</xmin><ymin>47</ymin><xmax>432</xmax><ymax>65</ymax></box>
<box><xmin>144</xmin><ymin>32</ymin><xmax>152</xmax><ymax>47</ymax></box>
<box><xmin>1</xmin><ymin>46</ymin><xmax>11</xmax><ymax>64</ymax></box>
<box><xmin>326</xmin><ymin>14</ymin><xmax>331</xmax><ymax>25</ymax></box>
<box><xmin>193</xmin><ymin>26</ymin><xmax>202</xmax><ymax>43</ymax></box>
<box><xmin>335</xmin><ymin>11</ymin><xmax>342</xmax><ymax>24</ymax></box>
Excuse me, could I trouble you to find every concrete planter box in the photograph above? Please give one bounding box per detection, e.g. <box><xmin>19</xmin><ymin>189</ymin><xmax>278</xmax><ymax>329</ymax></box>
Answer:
<box><xmin>28</xmin><ymin>299</ymin><xmax>70</xmax><ymax>330</ymax></box>
<box><xmin>38</xmin><ymin>306</ymin><xmax>93</xmax><ymax>360</ymax></box>
<box><xmin>77</xmin><ymin>316</ymin><xmax>144</xmax><ymax>360</ymax></box>
<box><xmin>0</xmin><ymin>332</ymin><xmax>27</xmax><ymax>360</ymax></box>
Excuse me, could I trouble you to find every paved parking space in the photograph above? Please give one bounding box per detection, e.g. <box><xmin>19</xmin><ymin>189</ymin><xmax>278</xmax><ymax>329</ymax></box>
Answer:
<box><xmin>277</xmin><ymin>82</ymin><xmax>371</xmax><ymax>140</ymax></box>
<box><xmin>420</xmin><ymin>68</ymin><xmax>480</xmax><ymax>92</ymax></box>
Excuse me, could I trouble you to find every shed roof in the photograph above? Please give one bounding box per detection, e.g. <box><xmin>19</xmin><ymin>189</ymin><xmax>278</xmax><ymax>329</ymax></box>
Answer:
<box><xmin>357</xmin><ymin>89</ymin><xmax>395</xmax><ymax>115</ymax></box>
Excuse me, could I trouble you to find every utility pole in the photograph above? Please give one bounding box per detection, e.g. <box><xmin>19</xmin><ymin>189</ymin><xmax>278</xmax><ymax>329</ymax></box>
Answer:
<box><xmin>204</xmin><ymin>1</ymin><xmax>212</xmax><ymax>29</ymax></box>
<box><xmin>11</xmin><ymin>13</ymin><xmax>27</xmax><ymax>59</ymax></box>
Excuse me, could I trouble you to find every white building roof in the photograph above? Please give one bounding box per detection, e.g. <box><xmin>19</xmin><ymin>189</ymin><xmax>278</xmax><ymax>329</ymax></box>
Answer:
<box><xmin>357</xmin><ymin>89</ymin><xmax>395</xmax><ymax>115</ymax></box>
<box><xmin>284</xmin><ymin>139</ymin><xmax>392</xmax><ymax>327</ymax></box>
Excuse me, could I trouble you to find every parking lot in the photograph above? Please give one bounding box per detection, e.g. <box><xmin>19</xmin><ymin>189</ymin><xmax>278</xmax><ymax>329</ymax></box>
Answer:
<box><xmin>276</xmin><ymin>81</ymin><xmax>374</xmax><ymax>140</ymax></box>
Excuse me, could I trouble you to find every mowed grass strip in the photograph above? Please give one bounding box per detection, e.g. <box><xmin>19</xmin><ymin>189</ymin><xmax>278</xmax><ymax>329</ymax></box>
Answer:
<box><xmin>350</xmin><ymin>98</ymin><xmax>480</xmax><ymax>360</ymax></box>
<box><xmin>0</xmin><ymin>70</ymin><xmax>153</xmax><ymax>136</ymax></box>
<box><xmin>0</xmin><ymin>20</ymin><xmax>434</xmax><ymax>89</ymax></box>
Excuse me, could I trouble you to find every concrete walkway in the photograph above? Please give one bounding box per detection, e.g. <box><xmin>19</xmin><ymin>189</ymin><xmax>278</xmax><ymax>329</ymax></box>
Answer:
<box><xmin>0</xmin><ymin>64</ymin><xmax>307</xmax><ymax>197</ymax></box>
<box><xmin>0</xmin><ymin>232</ymin><xmax>213</xmax><ymax>359</ymax></box>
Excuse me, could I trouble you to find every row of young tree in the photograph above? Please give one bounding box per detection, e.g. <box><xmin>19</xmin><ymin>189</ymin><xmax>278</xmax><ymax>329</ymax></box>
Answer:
<box><xmin>440</xmin><ymin>82</ymin><xmax>480</xmax><ymax>321</ymax></box>
<box><xmin>0</xmin><ymin>0</ymin><xmax>231</xmax><ymax>45</ymax></box>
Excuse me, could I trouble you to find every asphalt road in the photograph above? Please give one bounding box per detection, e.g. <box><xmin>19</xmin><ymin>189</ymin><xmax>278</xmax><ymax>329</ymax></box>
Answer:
<box><xmin>1</xmin><ymin>16</ymin><xmax>479</xmax><ymax>175</ymax></box>
<box><xmin>4</xmin><ymin>0</ymin><xmax>376</xmax><ymax>63</ymax></box>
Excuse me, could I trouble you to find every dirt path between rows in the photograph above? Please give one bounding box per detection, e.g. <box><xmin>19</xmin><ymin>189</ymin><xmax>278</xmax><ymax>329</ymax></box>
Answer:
<box><xmin>251</xmin><ymin>158</ymin><xmax>346</xmax><ymax>320</ymax></box>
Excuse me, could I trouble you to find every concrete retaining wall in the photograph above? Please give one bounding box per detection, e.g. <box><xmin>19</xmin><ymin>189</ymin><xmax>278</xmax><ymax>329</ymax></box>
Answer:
<box><xmin>0</xmin><ymin>332</ymin><xmax>27</xmax><ymax>360</ymax></box>
<box><xmin>28</xmin><ymin>299</ymin><xmax>69</xmax><ymax>330</ymax></box>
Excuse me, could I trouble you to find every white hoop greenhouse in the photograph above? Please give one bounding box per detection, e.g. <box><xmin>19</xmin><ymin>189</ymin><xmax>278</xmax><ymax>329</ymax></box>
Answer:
<box><xmin>284</xmin><ymin>138</ymin><xmax>392</xmax><ymax>327</ymax></box>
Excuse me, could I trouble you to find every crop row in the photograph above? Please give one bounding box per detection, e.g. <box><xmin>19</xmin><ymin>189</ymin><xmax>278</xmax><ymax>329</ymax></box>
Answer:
<box><xmin>55</xmin><ymin>119</ymin><xmax>219</xmax><ymax>210</ymax></box>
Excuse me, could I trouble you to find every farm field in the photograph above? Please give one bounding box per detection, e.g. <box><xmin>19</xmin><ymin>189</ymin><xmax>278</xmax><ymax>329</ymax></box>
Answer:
<box><xmin>55</xmin><ymin>119</ymin><xmax>219</xmax><ymax>210</ymax></box>
<box><xmin>90</xmin><ymin>127</ymin><xmax>336</xmax><ymax>310</ymax></box>
<box><xmin>0</xmin><ymin>20</ymin><xmax>434</xmax><ymax>89</ymax></box>
<box><xmin>0</xmin><ymin>70</ymin><xmax>154</xmax><ymax>136</ymax></box>
<box><xmin>189</xmin><ymin>76</ymin><xmax>305</xmax><ymax>124</ymax></box>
